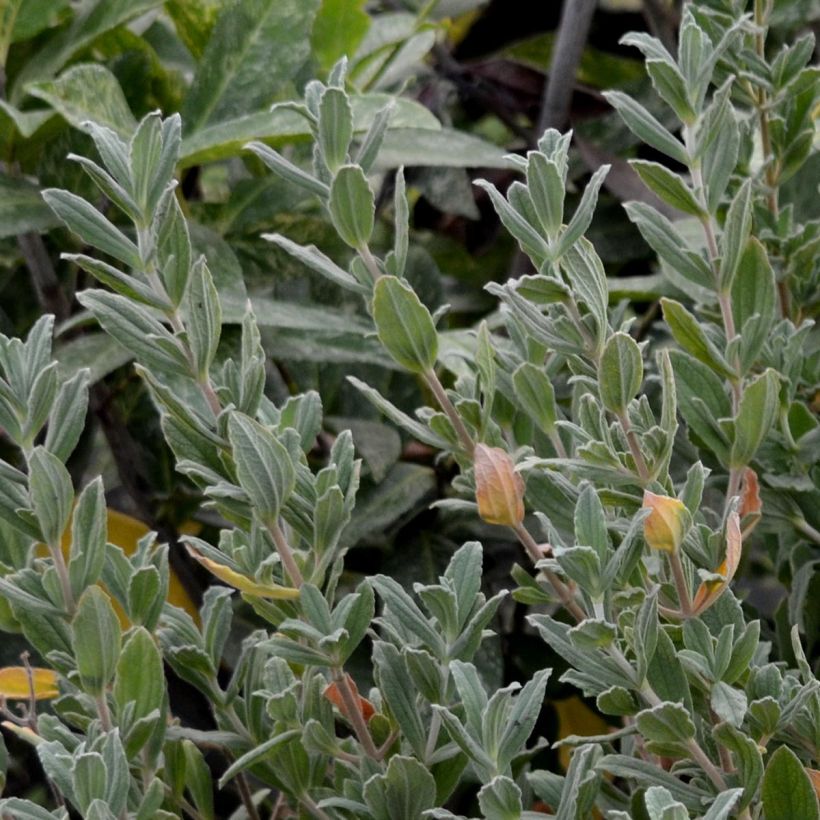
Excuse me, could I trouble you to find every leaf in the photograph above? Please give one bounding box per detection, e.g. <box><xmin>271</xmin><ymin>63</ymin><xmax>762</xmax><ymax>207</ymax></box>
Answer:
<box><xmin>319</xmin><ymin>87</ymin><xmax>353</xmax><ymax>173</ymax></box>
<box><xmin>185</xmin><ymin>259</ymin><xmax>222</xmax><ymax>380</ymax></box>
<box><xmin>372</xmin><ymin>643</ymin><xmax>426</xmax><ymax>757</ymax></box>
<box><xmin>731</xmin><ymin>238</ymin><xmax>777</xmax><ymax>372</ymax></box>
<box><xmin>312</xmin><ymin>0</ymin><xmax>370</xmax><ymax>75</ymax></box>
<box><xmin>217</xmin><ymin>730</ymin><xmax>300</xmax><ymax>788</ymax></box>
<box><xmin>718</xmin><ymin>179</ymin><xmax>753</xmax><ymax>291</ymax></box>
<box><xmin>0</xmin><ymin>667</ymin><xmax>58</xmax><ymax>700</ymax></box>
<box><xmin>603</xmin><ymin>91</ymin><xmax>688</xmax><ymax>165</ymax></box>
<box><xmin>635</xmin><ymin>702</ymin><xmax>694</xmax><ymax>751</ymax></box>
<box><xmin>761</xmin><ymin>746</ymin><xmax>820</xmax><ymax>820</ymax></box>
<box><xmin>630</xmin><ymin>160</ymin><xmax>704</xmax><ymax>216</ymax></box>
<box><xmin>329</xmin><ymin>165</ymin><xmax>374</xmax><ymax>249</ymax></box>
<box><xmin>0</xmin><ymin>173</ymin><xmax>60</xmax><ymax>238</ymax></box>
<box><xmin>182</xmin><ymin>0</ymin><xmax>320</xmax><ymax>133</ymax></box>
<box><xmin>28</xmin><ymin>447</ymin><xmax>73</xmax><ymax>549</ymax></box>
<box><xmin>661</xmin><ymin>298</ymin><xmax>735</xmax><ymax>380</ymax></box>
<box><xmin>377</xmin><ymin>128</ymin><xmax>510</xmax><ymax>169</ymax></box>
<box><xmin>227</xmin><ymin>412</ymin><xmax>296</xmax><ymax>524</ymax></box>
<box><xmin>112</xmin><ymin>627</ymin><xmax>165</xmax><ymax>723</ymax></box>
<box><xmin>372</xmin><ymin>276</ymin><xmax>438</xmax><ymax>373</ymax></box>
<box><xmin>527</xmin><ymin>152</ymin><xmax>564</xmax><ymax>237</ymax></box>
<box><xmin>363</xmin><ymin>755</ymin><xmax>437</xmax><ymax>820</ymax></box>
<box><xmin>710</xmin><ymin>681</ymin><xmax>746</xmax><ymax>727</ymax></box>
<box><xmin>27</xmin><ymin>64</ymin><xmax>136</xmax><ymax>138</ymax></box>
<box><xmin>42</xmin><ymin>189</ymin><xmax>141</xmax><ymax>269</ymax></box>
<box><xmin>262</xmin><ymin>233</ymin><xmax>367</xmax><ymax>293</ymax></box>
<box><xmin>186</xmin><ymin>546</ymin><xmax>299</xmax><ymax>600</ymax></box>
<box><xmin>477</xmin><ymin>776</ymin><xmax>523</xmax><ymax>820</ymax></box>
<box><xmin>730</xmin><ymin>369</ymin><xmax>779</xmax><ymax>467</ymax></box>
<box><xmin>71</xmin><ymin>586</ymin><xmax>121</xmax><ymax>695</ymax></box>
<box><xmin>598</xmin><ymin>332</ymin><xmax>643</xmax><ymax>413</ymax></box>
<box><xmin>179</xmin><ymin>94</ymin><xmax>439</xmax><ymax>167</ymax></box>
<box><xmin>10</xmin><ymin>0</ymin><xmax>164</xmax><ymax>99</ymax></box>
<box><xmin>512</xmin><ymin>362</ymin><xmax>558</xmax><ymax>434</ymax></box>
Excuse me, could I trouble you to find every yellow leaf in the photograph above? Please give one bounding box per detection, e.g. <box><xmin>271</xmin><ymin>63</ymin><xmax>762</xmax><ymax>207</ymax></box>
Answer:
<box><xmin>553</xmin><ymin>696</ymin><xmax>611</xmax><ymax>771</ymax></box>
<box><xmin>692</xmin><ymin>512</ymin><xmax>743</xmax><ymax>615</ymax></box>
<box><xmin>186</xmin><ymin>547</ymin><xmax>300</xmax><ymax>600</ymax></box>
<box><xmin>0</xmin><ymin>666</ymin><xmax>59</xmax><ymax>700</ymax></box>
<box><xmin>37</xmin><ymin>507</ymin><xmax>202</xmax><ymax>625</ymax></box>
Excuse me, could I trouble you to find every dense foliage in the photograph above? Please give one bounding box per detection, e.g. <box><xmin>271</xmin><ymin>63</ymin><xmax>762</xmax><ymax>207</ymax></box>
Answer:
<box><xmin>0</xmin><ymin>1</ymin><xmax>818</xmax><ymax>818</ymax></box>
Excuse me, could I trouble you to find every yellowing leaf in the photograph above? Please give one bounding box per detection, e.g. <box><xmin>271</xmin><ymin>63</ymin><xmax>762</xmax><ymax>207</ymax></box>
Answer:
<box><xmin>692</xmin><ymin>512</ymin><xmax>743</xmax><ymax>615</ymax></box>
<box><xmin>554</xmin><ymin>696</ymin><xmax>611</xmax><ymax>771</ymax></box>
<box><xmin>0</xmin><ymin>666</ymin><xmax>59</xmax><ymax>700</ymax></box>
<box><xmin>186</xmin><ymin>546</ymin><xmax>299</xmax><ymax>600</ymax></box>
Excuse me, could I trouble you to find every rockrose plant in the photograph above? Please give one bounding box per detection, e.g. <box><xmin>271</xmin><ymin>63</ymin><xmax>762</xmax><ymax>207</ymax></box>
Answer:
<box><xmin>0</xmin><ymin>0</ymin><xmax>818</xmax><ymax>818</ymax></box>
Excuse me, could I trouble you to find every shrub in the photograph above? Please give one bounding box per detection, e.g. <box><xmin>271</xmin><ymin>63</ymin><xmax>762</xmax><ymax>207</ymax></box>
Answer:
<box><xmin>0</xmin><ymin>1</ymin><xmax>818</xmax><ymax>819</ymax></box>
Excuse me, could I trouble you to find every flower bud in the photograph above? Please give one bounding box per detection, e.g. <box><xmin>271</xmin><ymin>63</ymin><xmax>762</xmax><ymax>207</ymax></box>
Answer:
<box><xmin>474</xmin><ymin>444</ymin><xmax>525</xmax><ymax>527</ymax></box>
<box><xmin>642</xmin><ymin>491</ymin><xmax>687</xmax><ymax>553</ymax></box>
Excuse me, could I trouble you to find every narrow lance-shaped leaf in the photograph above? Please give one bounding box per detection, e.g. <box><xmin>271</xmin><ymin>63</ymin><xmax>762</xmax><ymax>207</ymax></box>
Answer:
<box><xmin>598</xmin><ymin>332</ymin><xmax>643</xmax><ymax>414</ymax></box>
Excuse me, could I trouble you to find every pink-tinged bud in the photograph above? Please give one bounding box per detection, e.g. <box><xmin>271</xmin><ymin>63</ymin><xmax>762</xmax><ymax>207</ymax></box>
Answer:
<box><xmin>642</xmin><ymin>491</ymin><xmax>687</xmax><ymax>553</ymax></box>
<box><xmin>474</xmin><ymin>444</ymin><xmax>525</xmax><ymax>527</ymax></box>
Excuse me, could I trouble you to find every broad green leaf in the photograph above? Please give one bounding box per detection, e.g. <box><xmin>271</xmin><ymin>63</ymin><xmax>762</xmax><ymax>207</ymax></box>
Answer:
<box><xmin>68</xmin><ymin>477</ymin><xmax>106</xmax><ymax>596</ymax></box>
<box><xmin>477</xmin><ymin>776</ymin><xmax>523</xmax><ymax>820</ymax></box>
<box><xmin>710</xmin><ymin>681</ymin><xmax>746</xmax><ymax>727</ymax></box>
<box><xmin>72</xmin><ymin>586</ymin><xmax>121</xmax><ymax>695</ymax></box>
<box><xmin>165</xmin><ymin>0</ymin><xmax>222</xmax><ymax>59</ymax></box>
<box><xmin>11</xmin><ymin>0</ymin><xmax>164</xmax><ymax>100</ymax></box>
<box><xmin>0</xmin><ymin>173</ymin><xmax>60</xmax><ymax>238</ymax></box>
<box><xmin>27</xmin><ymin>64</ymin><xmax>136</xmax><ymax>138</ymax></box>
<box><xmin>113</xmin><ymin>627</ymin><xmax>165</xmax><ymax>723</ymax></box>
<box><xmin>731</xmin><ymin>238</ymin><xmax>777</xmax><ymax>372</ymax></box>
<box><xmin>512</xmin><ymin>362</ymin><xmax>558</xmax><ymax>434</ymax></box>
<box><xmin>179</xmin><ymin>94</ymin><xmax>439</xmax><ymax>167</ymax></box>
<box><xmin>182</xmin><ymin>0</ymin><xmax>320</xmax><ymax>133</ymax></box>
<box><xmin>312</xmin><ymin>0</ymin><xmax>370</xmax><ymax>75</ymax></box>
<box><xmin>363</xmin><ymin>755</ymin><xmax>437</xmax><ymax>820</ymax></box>
<box><xmin>329</xmin><ymin>165</ymin><xmax>375</xmax><ymax>249</ymax></box>
<box><xmin>730</xmin><ymin>369</ymin><xmax>779</xmax><ymax>467</ymax></box>
<box><xmin>378</xmin><ymin>128</ymin><xmax>510</xmax><ymax>170</ymax></box>
<box><xmin>598</xmin><ymin>332</ymin><xmax>643</xmax><ymax>413</ymax></box>
<box><xmin>227</xmin><ymin>413</ymin><xmax>295</xmax><ymax>524</ymax></box>
<box><xmin>372</xmin><ymin>276</ymin><xmax>438</xmax><ymax>373</ymax></box>
<box><xmin>761</xmin><ymin>746</ymin><xmax>819</xmax><ymax>820</ymax></box>
<box><xmin>28</xmin><ymin>447</ymin><xmax>73</xmax><ymax>549</ymax></box>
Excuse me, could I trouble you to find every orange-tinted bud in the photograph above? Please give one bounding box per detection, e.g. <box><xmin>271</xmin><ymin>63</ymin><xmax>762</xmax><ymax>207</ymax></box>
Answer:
<box><xmin>642</xmin><ymin>491</ymin><xmax>687</xmax><ymax>553</ymax></box>
<box><xmin>474</xmin><ymin>444</ymin><xmax>525</xmax><ymax>527</ymax></box>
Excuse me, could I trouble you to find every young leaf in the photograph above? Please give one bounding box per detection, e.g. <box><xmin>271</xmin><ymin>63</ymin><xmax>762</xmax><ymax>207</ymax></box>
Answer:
<box><xmin>329</xmin><ymin>164</ymin><xmax>375</xmax><ymax>249</ymax></box>
<box><xmin>630</xmin><ymin>160</ymin><xmax>704</xmax><ymax>216</ymax></box>
<box><xmin>319</xmin><ymin>87</ymin><xmax>353</xmax><ymax>172</ymax></box>
<box><xmin>598</xmin><ymin>332</ymin><xmax>643</xmax><ymax>414</ymax></box>
<box><xmin>372</xmin><ymin>276</ymin><xmax>438</xmax><ymax>373</ymax></box>
<box><xmin>72</xmin><ymin>586</ymin><xmax>121</xmax><ymax>696</ymax></box>
<box><xmin>730</xmin><ymin>369</ymin><xmax>779</xmax><ymax>467</ymax></box>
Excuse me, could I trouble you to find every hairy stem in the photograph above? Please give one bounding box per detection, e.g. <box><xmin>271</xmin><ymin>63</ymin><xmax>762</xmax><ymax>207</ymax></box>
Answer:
<box><xmin>617</xmin><ymin>410</ymin><xmax>650</xmax><ymax>484</ymax></box>
<box><xmin>668</xmin><ymin>550</ymin><xmax>693</xmax><ymax>618</ymax></box>
<box><xmin>513</xmin><ymin>524</ymin><xmax>587</xmax><ymax>622</ymax></box>
<box><xmin>424</xmin><ymin>369</ymin><xmax>475</xmax><ymax>457</ymax></box>
<box><xmin>267</xmin><ymin>520</ymin><xmax>304</xmax><ymax>588</ymax></box>
<box><xmin>331</xmin><ymin>669</ymin><xmax>380</xmax><ymax>760</ymax></box>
